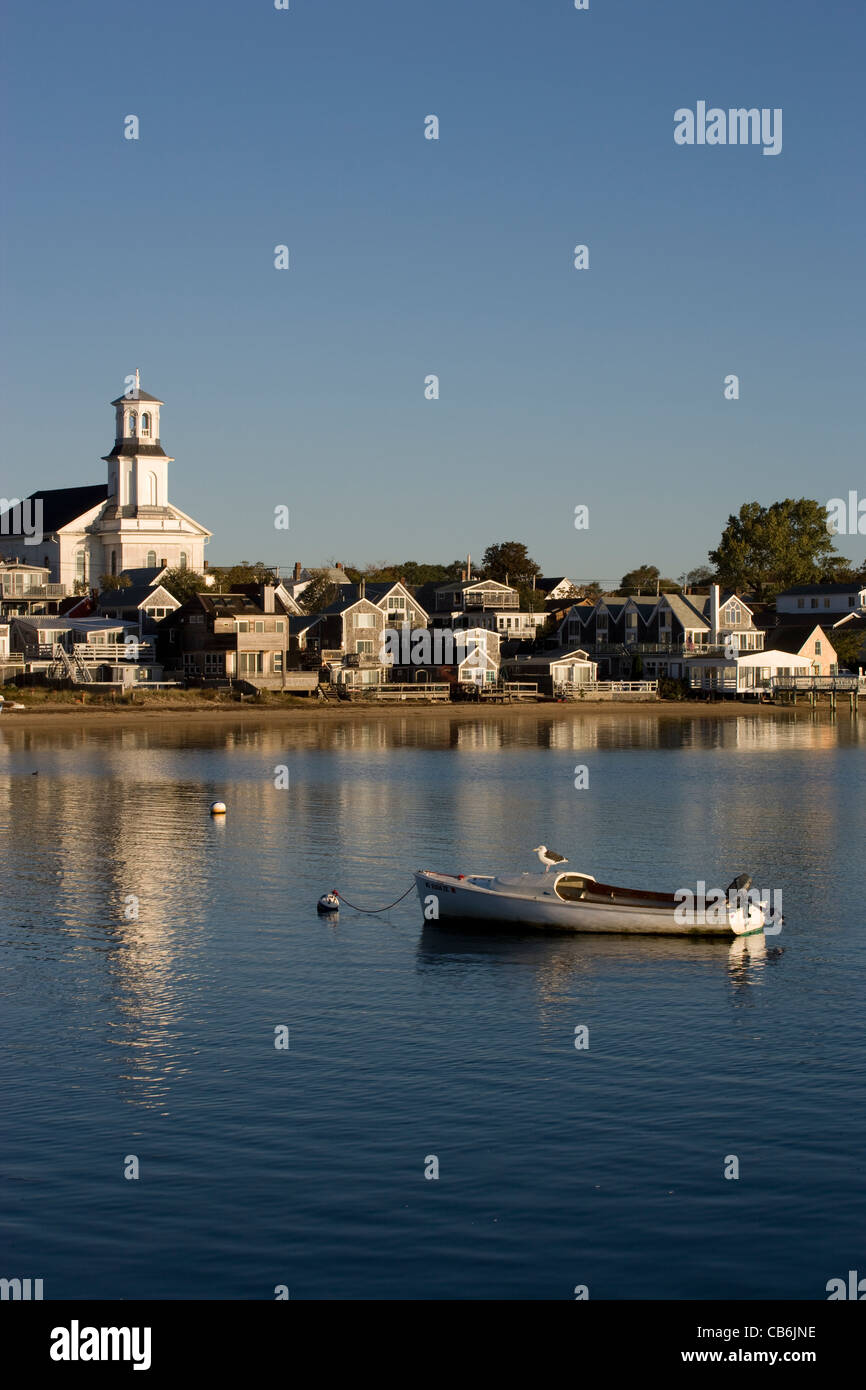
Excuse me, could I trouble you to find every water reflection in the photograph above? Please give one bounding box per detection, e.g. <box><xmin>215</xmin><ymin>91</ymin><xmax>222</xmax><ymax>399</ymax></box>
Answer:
<box><xmin>0</xmin><ymin>710</ymin><xmax>860</xmax><ymax>1111</ymax></box>
<box><xmin>417</xmin><ymin>921</ymin><xmax>784</xmax><ymax>1015</ymax></box>
<box><xmin>1</xmin><ymin>708</ymin><xmax>864</xmax><ymax>760</ymax></box>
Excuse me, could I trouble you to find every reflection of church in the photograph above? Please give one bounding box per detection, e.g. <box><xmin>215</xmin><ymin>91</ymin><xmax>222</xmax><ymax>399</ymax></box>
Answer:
<box><xmin>0</xmin><ymin>372</ymin><xmax>211</xmax><ymax>588</ymax></box>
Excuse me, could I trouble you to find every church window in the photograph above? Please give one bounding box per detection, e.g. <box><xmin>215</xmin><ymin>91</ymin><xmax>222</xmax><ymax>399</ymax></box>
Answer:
<box><xmin>147</xmin><ymin>472</ymin><xmax>158</xmax><ymax>505</ymax></box>
<box><xmin>128</xmin><ymin>412</ymin><xmax>137</xmax><ymax>435</ymax></box>
<box><xmin>179</xmin><ymin>552</ymin><xmax>188</xmax><ymax>570</ymax></box>
<box><xmin>146</xmin><ymin>550</ymin><xmax>157</xmax><ymax>568</ymax></box>
<box><xmin>140</xmin><ymin>413</ymin><xmax>150</xmax><ymax>435</ymax></box>
<box><xmin>75</xmin><ymin>551</ymin><xmax>86</xmax><ymax>582</ymax></box>
<box><xmin>111</xmin><ymin>551</ymin><xmax>117</xmax><ymax>576</ymax></box>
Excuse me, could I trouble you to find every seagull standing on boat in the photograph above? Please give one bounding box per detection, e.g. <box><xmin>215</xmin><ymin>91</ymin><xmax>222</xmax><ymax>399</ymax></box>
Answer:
<box><xmin>534</xmin><ymin>845</ymin><xmax>568</xmax><ymax>872</ymax></box>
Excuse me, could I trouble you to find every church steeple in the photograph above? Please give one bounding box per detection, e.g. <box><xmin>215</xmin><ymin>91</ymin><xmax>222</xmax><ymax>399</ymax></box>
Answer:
<box><xmin>104</xmin><ymin>374</ymin><xmax>173</xmax><ymax>510</ymax></box>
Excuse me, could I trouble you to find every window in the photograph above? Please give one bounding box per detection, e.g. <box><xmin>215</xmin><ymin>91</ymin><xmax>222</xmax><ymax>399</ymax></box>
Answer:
<box><xmin>356</xmin><ymin>613</ymin><xmax>375</xmax><ymax>627</ymax></box>
<box><xmin>811</xmin><ymin>598</ymin><xmax>818</xmax><ymax>608</ymax></box>
<box><xmin>850</xmin><ymin>596</ymin><xmax>856</xmax><ymax>607</ymax></box>
<box><xmin>239</xmin><ymin>652</ymin><xmax>264</xmax><ymax>674</ymax></box>
<box><xmin>274</xmin><ymin>620</ymin><xmax>284</xmax><ymax>632</ymax></box>
<box><xmin>356</xmin><ymin>639</ymin><xmax>374</xmax><ymax>654</ymax></box>
<box><xmin>797</xmin><ymin>598</ymin><xmax>804</xmax><ymax>609</ymax></box>
<box><xmin>111</xmin><ymin>551</ymin><xmax>117</xmax><ymax>576</ymax></box>
<box><xmin>128</xmin><ymin>412</ymin><xmax>137</xmax><ymax>434</ymax></box>
<box><xmin>236</xmin><ymin>620</ymin><xmax>249</xmax><ymax>632</ymax></box>
<box><xmin>179</xmin><ymin>552</ymin><xmax>188</xmax><ymax>570</ymax></box>
<box><xmin>273</xmin><ymin>651</ymin><xmax>283</xmax><ymax>673</ymax></box>
<box><xmin>254</xmin><ymin>620</ymin><xmax>264</xmax><ymax>633</ymax></box>
<box><xmin>75</xmin><ymin>551</ymin><xmax>86</xmax><ymax>582</ymax></box>
<box><xmin>147</xmin><ymin>472</ymin><xmax>158</xmax><ymax>505</ymax></box>
<box><xmin>146</xmin><ymin>550</ymin><xmax>157</xmax><ymax>567</ymax></box>
<box><xmin>815</xmin><ymin>641</ymin><xmax>822</xmax><ymax>655</ymax></box>
<box><xmin>204</xmin><ymin>653</ymin><xmax>225</xmax><ymax>674</ymax></box>
<box><xmin>140</xmin><ymin>413</ymin><xmax>150</xmax><ymax>435</ymax></box>
<box><xmin>824</xmin><ymin>598</ymin><xmax>830</xmax><ymax>608</ymax></box>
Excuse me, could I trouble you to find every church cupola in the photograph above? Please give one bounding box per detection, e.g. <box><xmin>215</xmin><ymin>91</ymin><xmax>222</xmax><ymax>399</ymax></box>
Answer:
<box><xmin>103</xmin><ymin>370</ymin><xmax>174</xmax><ymax>510</ymax></box>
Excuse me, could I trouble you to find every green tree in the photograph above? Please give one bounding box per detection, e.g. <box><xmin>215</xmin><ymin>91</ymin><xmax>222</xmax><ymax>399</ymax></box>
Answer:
<box><xmin>710</xmin><ymin>499</ymin><xmax>846</xmax><ymax>600</ymax></box>
<box><xmin>684</xmin><ymin>564</ymin><xmax>716</xmax><ymax>589</ymax></box>
<box><xmin>581</xmin><ymin>581</ymin><xmax>603</xmax><ymax>601</ymax></box>
<box><xmin>619</xmin><ymin>564</ymin><xmax>660</xmax><ymax>595</ymax></box>
<box><xmin>98</xmin><ymin>573</ymin><xmax>132</xmax><ymax>591</ymax></box>
<box><xmin>208</xmin><ymin>561</ymin><xmax>277</xmax><ymax>589</ymax></box>
<box><xmin>301</xmin><ymin>568</ymin><xmax>340</xmax><ymax>613</ymax></box>
<box><xmin>482</xmin><ymin>541</ymin><xmax>541</xmax><ymax>588</ymax></box>
<box><xmin>516</xmin><ymin>583</ymin><xmax>548</xmax><ymax>611</ymax></box>
<box><xmin>160</xmin><ymin>567</ymin><xmax>209</xmax><ymax>604</ymax></box>
<box><xmin>832</xmin><ymin>628</ymin><xmax>866</xmax><ymax>671</ymax></box>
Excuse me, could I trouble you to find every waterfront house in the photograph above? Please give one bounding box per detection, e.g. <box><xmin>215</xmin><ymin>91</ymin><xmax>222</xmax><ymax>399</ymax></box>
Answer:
<box><xmin>762</xmin><ymin>624</ymin><xmax>838</xmax><ymax>677</ymax></box>
<box><xmin>0</xmin><ymin>562</ymin><xmax>67</xmax><ymax>617</ymax></box>
<box><xmin>776</xmin><ymin>583</ymin><xmax>866</xmax><ymax>618</ymax></box>
<box><xmin>502</xmin><ymin>647</ymin><xmax>597</xmax><ymax>696</ymax></box>
<box><xmin>685</xmin><ymin>647</ymin><xmax>814</xmax><ymax>696</ymax></box>
<box><xmin>97</xmin><ymin>583</ymin><xmax>180</xmax><ymax>634</ymax></box>
<box><xmin>393</xmin><ymin>627</ymin><xmax>501</xmax><ymax>690</ymax></box>
<box><xmin>330</xmin><ymin>580</ymin><xmax>429</xmax><ymax>630</ymax></box>
<box><xmin>164</xmin><ymin>591</ymin><xmax>290</xmax><ymax>687</ymax></box>
<box><xmin>312</xmin><ymin>584</ymin><xmax>389</xmax><ymax>687</ymax></box>
<box><xmin>433</xmin><ymin>578</ymin><xmax>519</xmax><ymax>618</ymax></box>
<box><xmin>452</xmin><ymin>608</ymin><xmax>546</xmax><ymax>640</ymax></box>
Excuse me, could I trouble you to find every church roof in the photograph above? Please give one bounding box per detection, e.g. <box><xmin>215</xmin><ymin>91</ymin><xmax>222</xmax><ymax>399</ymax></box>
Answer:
<box><xmin>102</xmin><ymin>441</ymin><xmax>169</xmax><ymax>461</ymax></box>
<box><xmin>0</xmin><ymin>485</ymin><xmax>107</xmax><ymax>536</ymax></box>
<box><xmin>110</xmin><ymin>389</ymin><xmax>163</xmax><ymax>405</ymax></box>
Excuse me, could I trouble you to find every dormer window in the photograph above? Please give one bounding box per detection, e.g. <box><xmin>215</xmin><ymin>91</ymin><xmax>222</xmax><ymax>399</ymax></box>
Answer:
<box><xmin>141</xmin><ymin>413</ymin><xmax>150</xmax><ymax>436</ymax></box>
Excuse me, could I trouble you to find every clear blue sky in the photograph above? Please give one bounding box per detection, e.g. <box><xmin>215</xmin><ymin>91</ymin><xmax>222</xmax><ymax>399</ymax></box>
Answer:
<box><xmin>2</xmin><ymin>0</ymin><xmax>863</xmax><ymax>582</ymax></box>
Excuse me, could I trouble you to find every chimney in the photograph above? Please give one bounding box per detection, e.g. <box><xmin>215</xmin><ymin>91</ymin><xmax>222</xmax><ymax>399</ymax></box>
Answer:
<box><xmin>467</xmin><ymin>553</ymin><xmax>472</xmax><ymax>580</ymax></box>
<box><xmin>359</xmin><ymin>578</ymin><xmax>366</xmax><ymax>600</ymax></box>
<box><xmin>710</xmin><ymin>583</ymin><xmax>721</xmax><ymax>642</ymax></box>
<box><xmin>293</xmin><ymin>561</ymin><xmax>302</xmax><ymax>581</ymax></box>
<box><xmin>262</xmin><ymin>584</ymin><xmax>275</xmax><ymax>613</ymax></box>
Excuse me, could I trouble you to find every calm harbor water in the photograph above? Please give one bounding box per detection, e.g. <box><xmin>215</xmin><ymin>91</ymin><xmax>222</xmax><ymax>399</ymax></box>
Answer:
<box><xmin>1</xmin><ymin>710</ymin><xmax>864</xmax><ymax>1301</ymax></box>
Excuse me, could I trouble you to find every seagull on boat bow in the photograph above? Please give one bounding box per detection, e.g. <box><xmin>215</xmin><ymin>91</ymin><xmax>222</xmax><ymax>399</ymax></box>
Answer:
<box><xmin>534</xmin><ymin>845</ymin><xmax>568</xmax><ymax>872</ymax></box>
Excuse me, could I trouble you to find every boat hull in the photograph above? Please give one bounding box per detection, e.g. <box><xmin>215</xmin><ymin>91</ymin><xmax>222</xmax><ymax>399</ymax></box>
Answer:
<box><xmin>414</xmin><ymin>871</ymin><xmax>765</xmax><ymax>937</ymax></box>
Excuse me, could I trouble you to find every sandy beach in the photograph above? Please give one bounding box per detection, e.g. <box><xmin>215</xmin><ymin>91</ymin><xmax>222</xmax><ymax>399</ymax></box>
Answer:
<box><xmin>0</xmin><ymin>697</ymin><xmax>839</xmax><ymax>733</ymax></box>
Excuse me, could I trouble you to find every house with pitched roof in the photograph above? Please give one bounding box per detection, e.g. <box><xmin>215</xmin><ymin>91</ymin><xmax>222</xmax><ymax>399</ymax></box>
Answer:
<box><xmin>97</xmin><ymin>583</ymin><xmax>181</xmax><ymax>634</ymax></box>
<box><xmin>163</xmin><ymin>590</ymin><xmax>292</xmax><ymax>686</ymax></box>
<box><xmin>761</xmin><ymin>624</ymin><xmax>838</xmax><ymax>677</ymax></box>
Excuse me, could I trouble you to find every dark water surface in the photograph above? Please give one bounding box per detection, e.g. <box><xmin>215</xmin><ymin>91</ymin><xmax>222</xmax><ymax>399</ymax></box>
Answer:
<box><xmin>1</xmin><ymin>710</ymin><xmax>864</xmax><ymax>1300</ymax></box>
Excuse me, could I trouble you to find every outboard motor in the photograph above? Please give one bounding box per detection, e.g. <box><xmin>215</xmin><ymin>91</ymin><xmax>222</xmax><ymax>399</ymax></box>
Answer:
<box><xmin>726</xmin><ymin>873</ymin><xmax>752</xmax><ymax>903</ymax></box>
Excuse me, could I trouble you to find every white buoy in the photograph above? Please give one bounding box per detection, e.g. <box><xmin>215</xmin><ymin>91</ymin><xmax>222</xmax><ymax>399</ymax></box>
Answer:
<box><xmin>210</xmin><ymin>800</ymin><xmax>227</xmax><ymax>815</ymax></box>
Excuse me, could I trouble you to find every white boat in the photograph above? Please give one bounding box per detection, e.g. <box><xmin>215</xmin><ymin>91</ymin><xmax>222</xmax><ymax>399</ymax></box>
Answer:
<box><xmin>414</xmin><ymin>869</ymin><xmax>767</xmax><ymax>937</ymax></box>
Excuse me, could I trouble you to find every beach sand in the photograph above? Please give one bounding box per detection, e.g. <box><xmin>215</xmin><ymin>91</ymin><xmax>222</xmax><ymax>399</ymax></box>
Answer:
<box><xmin>0</xmin><ymin>698</ymin><xmax>835</xmax><ymax>733</ymax></box>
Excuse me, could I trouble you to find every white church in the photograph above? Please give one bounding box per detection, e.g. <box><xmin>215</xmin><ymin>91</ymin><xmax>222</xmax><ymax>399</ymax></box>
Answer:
<box><xmin>0</xmin><ymin>374</ymin><xmax>211</xmax><ymax>588</ymax></box>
